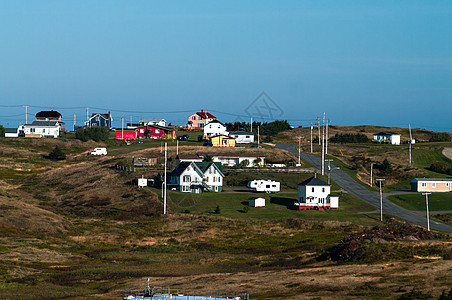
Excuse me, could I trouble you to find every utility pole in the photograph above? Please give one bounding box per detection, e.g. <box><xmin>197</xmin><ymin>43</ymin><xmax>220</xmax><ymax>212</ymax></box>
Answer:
<box><xmin>310</xmin><ymin>122</ymin><xmax>313</xmax><ymax>153</ymax></box>
<box><xmin>176</xmin><ymin>139</ymin><xmax>179</xmax><ymax>155</ymax></box>
<box><xmin>321</xmin><ymin>112</ymin><xmax>325</xmax><ymax>175</ymax></box>
<box><xmin>409</xmin><ymin>123</ymin><xmax>413</xmax><ymax>167</ymax></box>
<box><xmin>85</xmin><ymin>107</ymin><xmax>89</xmax><ymax>123</ymax></box>
<box><xmin>164</xmin><ymin>143</ymin><xmax>167</xmax><ymax>215</ymax></box>
<box><xmin>317</xmin><ymin>116</ymin><xmax>321</xmax><ymax>145</ymax></box>
<box><xmin>376</xmin><ymin>179</ymin><xmax>385</xmax><ymax>222</ymax></box>
<box><xmin>325</xmin><ymin>119</ymin><xmax>329</xmax><ymax>155</ymax></box>
<box><xmin>121</xmin><ymin>117</ymin><xmax>124</xmax><ymax>139</ymax></box>
<box><xmin>370</xmin><ymin>163</ymin><xmax>374</xmax><ymax>187</ymax></box>
<box><xmin>325</xmin><ymin>159</ymin><xmax>333</xmax><ymax>184</ymax></box>
<box><xmin>73</xmin><ymin>114</ymin><xmax>76</xmax><ymax>132</ymax></box>
<box><xmin>422</xmin><ymin>192</ymin><xmax>431</xmax><ymax>231</ymax></box>
<box><xmin>250</xmin><ymin>116</ymin><xmax>253</xmax><ymax>133</ymax></box>
<box><xmin>298</xmin><ymin>137</ymin><xmax>301</xmax><ymax>165</ymax></box>
<box><xmin>23</xmin><ymin>105</ymin><xmax>29</xmax><ymax>124</ymax></box>
<box><xmin>257</xmin><ymin>126</ymin><xmax>260</xmax><ymax>147</ymax></box>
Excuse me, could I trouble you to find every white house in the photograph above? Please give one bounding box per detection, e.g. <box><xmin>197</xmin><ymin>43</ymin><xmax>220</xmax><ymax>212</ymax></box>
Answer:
<box><xmin>203</xmin><ymin>120</ymin><xmax>228</xmax><ymax>138</ymax></box>
<box><xmin>296</xmin><ymin>174</ymin><xmax>339</xmax><ymax>210</ymax></box>
<box><xmin>169</xmin><ymin>161</ymin><xmax>224</xmax><ymax>193</ymax></box>
<box><xmin>22</xmin><ymin>121</ymin><xmax>61</xmax><ymax>138</ymax></box>
<box><xmin>373</xmin><ymin>132</ymin><xmax>401</xmax><ymax>145</ymax></box>
<box><xmin>410</xmin><ymin>178</ymin><xmax>452</xmax><ymax>193</ymax></box>
<box><xmin>140</xmin><ymin>118</ymin><xmax>167</xmax><ymax>127</ymax></box>
<box><xmin>229</xmin><ymin>132</ymin><xmax>255</xmax><ymax>144</ymax></box>
<box><xmin>4</xmin><ymin>128</ymin><xmax>20</xmax><ymax>138</ymax></box>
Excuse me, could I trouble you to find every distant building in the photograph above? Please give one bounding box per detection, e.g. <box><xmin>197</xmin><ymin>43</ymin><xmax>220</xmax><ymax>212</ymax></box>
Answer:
<box><xmin>229</xmin><ymin>131</ymin><xmax>255</xmax><ymax>144</ymax></box>
<box><xmin>373</xmin><ymin>132</ymin><xmax>401</xmax><ymax>145</ymax></box>
<box><xmin>209</xmin><ymin>135</ymin><xmax>236</xmax><ymax>147</ymax></box>
<box><xmin>140</xmin><ymin>118</ymin><xmax>167</xmax><ymax>127</ymax></box>
<box><xmin>22</xmin><ymin>121</ymin><xmax>61</xmax><ymax>138</ymax></box>
<box><xmin>410</xmin><ymin>178</ymin><xmax>452</xmax><ymax>193</ymax></box>
<box><xmin>85</xmin><ymin>112</ymin><xmax>113</xmax><ymax>129</ymax></box>
<box><xmin>4</xmin><ymin>128</ymin><xmax>20</xmax><ymax>138</ymax></box>
<box><xmin>169</xmin><ymin>161</ymin><xmax>224</xmax><ymax>193</ymax></box>
<box><xmin>187</xmin><ymin>110</ymin><xmax>216</xmax><ymax>130</ymax></box>
<box><xmin>296</xmin><ymin>174</ymin><xmax>339</xmax><ymax>210</ymax></box>
<box><xmin>115</xmin><ymin>125</ymin><xmax>175</xmax><ymax>140</ymax></box>
<box><xmin>203</xmin><ymin>120</ymin><xmax>228</xmax><ymax>138</ymax></box>
<box><xmin>36</xmin><ymin>110</ymin><xmax>62</xmax><ymax>122</ymax></box>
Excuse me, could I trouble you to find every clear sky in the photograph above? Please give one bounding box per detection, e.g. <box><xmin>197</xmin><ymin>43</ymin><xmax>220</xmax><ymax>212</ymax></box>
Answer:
<box><xmin>0</xmin><ymin>1</ymin><xmax>451</xmax><ymax>131</ymax></box>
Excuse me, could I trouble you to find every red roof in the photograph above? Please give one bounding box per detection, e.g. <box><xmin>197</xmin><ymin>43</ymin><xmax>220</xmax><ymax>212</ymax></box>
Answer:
<box><xmin>196</xmin><ymin>110</ymin><xmax>216</xmax><ymax>119</ymax></box>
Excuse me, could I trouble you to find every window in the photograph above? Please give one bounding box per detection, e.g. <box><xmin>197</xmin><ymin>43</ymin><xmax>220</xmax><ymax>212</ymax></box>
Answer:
<box><xmin>246</xmin><ymin>135</ymin><xmax>250</xmax><ymax>138</ymax></box>
<box><xmin>183</xmin><ymin>175</ymin><xmax>191</xmax><ymax>182</ymax></box>
<box><xmin>192</xmin><ymin>116</ymin><xmax>196</xmax><ymax>120</ymax></box>
<box><xmin>322</xmin><ymin>187</ymin><xmax>325</xmax><ymax>193</ymax></box>
<box><xmin>421</xmin><ymin>182</ymin><xmax>427</xmax><ymax>187</ymax></box>
<box><xmin>155</xmin><ymin>129</ymin><xmax>160</xmax><ymax>134</ymax></box>
<box><xmin>432</xmin><ymin>183</ymin><xmax>436</xmax><ymax>188</ymax></box>
<box><xmin>446</xmin><ymin>183</ymin><xmax>450</xmax><ymax>187</ymax></box>
<box><xmin>312</xmin><ymin>187</ymin><xmax>315</xmax><ymax>192</ymax></box>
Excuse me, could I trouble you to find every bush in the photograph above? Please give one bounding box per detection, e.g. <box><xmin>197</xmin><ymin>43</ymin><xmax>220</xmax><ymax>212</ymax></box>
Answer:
<box><xmin>0</xmin><ymin>125</ymin><xmax>4</xmax><ymax>137</ymax></box>
<box><xmin>48</xmin><ymin>146</ymin><xmax>66</xmax><ymax>161</ymax></box>
<box><xmin>429</xmin><ymin>132</ymin><xmax>451</xmax><ymax>142</ymax></box>
<box><xmin>377</xmin><ymin>159</ymin><xmax>392</xmax><ymax>175</ymax></box>
<box><xmin>76</xmin><ymin>126</ymin><xmax>109</xmax><ymax>142</ymax></box>
<box><xmin>329</xmin><ymin>133</ymin><xmax>370</xmax><ymax>143</ymax></box>
<box><xmin>429</xmin><ymin>161</ymin><xmax>452</xmax><ymax>175</ymax></box>
<box><xmin>214</xmin><ymin>205</ymin><xmax>221</xmax><ymax>214</ymax></box>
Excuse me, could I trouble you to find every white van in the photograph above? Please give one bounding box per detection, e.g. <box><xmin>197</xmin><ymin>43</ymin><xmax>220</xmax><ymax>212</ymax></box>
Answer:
<box><xmin>90</xmin><ymin>147</ymin><xmax>107</xmax><ymax>156</ymax></box>
<box><xmin>247</xmin><ymin>180</ymin><xmax>280</xmax><ymax>193</ymax></box>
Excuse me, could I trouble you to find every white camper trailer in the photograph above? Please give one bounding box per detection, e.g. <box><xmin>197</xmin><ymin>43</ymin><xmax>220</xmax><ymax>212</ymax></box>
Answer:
<box><xmin>247</xmin><ymin>180</ymin><xmax>280</xmax><ymax>193</ymax></box>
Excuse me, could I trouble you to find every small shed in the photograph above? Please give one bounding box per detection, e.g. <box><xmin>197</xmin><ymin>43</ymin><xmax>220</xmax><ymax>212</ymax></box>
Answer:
<box><xmin>249</xmin><ymin>197</ymin><xmax>266</xmax><ymax>207</ymax></box>
<box><xmin>138</xmin><ymin>176</ymin><xmax>148</xmax><ymax>188</ymax></box>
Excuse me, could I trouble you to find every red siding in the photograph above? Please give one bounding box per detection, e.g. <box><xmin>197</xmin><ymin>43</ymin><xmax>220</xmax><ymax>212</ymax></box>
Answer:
<box><xmin>115</xmin><ymin>130</ymin><xmax>137</xmax><ymax>139</ymax></box>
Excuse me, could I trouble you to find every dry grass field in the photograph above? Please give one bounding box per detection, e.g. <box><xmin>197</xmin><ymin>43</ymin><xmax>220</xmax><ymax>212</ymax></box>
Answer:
<box><xmin>0</xmin><ymin>134</ymin><xmax>451</xmax><ymax>299</ymax></box>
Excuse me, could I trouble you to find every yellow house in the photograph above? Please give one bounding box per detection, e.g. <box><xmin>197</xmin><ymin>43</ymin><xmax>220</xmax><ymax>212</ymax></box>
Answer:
<box><xmin>210</xmin><ymin>135</ymin><xmax>236</xmax><ymax>147</ymax></box>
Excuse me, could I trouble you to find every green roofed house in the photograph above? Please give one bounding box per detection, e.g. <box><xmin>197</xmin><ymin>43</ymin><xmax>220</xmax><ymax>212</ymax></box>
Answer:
<box><xmin>169</xmin><ymin>161</ymin><xmax>224</xmax><ymax>193</ymax></box>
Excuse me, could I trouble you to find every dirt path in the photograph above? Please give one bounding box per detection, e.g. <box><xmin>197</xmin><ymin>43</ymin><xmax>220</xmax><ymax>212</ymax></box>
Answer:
<box><xmin>442</xmin><ymin>147</ymin><xmax>452</xmax><ymax>160</ymax></box>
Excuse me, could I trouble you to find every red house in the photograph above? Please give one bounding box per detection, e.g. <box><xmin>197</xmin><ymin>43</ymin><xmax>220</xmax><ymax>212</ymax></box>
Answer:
<box><xmin>115</xmin><ymin>129</ymin><xmax>137</xmax><ymax>139</ymax></box>
<box><xmin>115</xmin><ymin>125</ymin><xmax>175</xmax><ymax>140</ymax></box>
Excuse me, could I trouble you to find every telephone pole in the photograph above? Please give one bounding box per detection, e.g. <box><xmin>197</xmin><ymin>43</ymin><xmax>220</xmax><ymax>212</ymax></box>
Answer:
<box><xmin>317</xmin><ymin>116</ymin><xmax>321</xmax><ymax>145</ymax></box>
<box><xmin>325</xmin><ymin>119</ymin><xmax>329</xmax><ymax>155</ymax></box>
<box><xmin>310</xmin><ymin>122</ymin><xmax>313</xmax><ymax>153</ymax></box>
<box><xmin>409</xmin><ymin>123</ymin><xmax>413</xmax><ymax>167</ymax></box>
<box><xmin>297</xmin><ymin>137</ymin><xmax>301</xmax><ymax>165</ymax></box>
<box><xmin>376</xmin><ymin>179</ymin><xmax>385</xmax><ymax>222</ymax></box>
<box><xmin>321</xmin><ymin>112</ymin><xmax>325</xmax><ymax>175</ymax></box>
<box><xmin>370</xmin><ymin>163</ymin><xmax>374</xmax><ymax>187</ymax></box>
<box><xmin>85</xmin><ymin>107</ymin><xmax>89</xmax><ymax>123</ymax></box>
<box><xmin>422</xmin><ymin>192</ymin><xmax>431</xmax><ymax>231</ymax></box>
<box><xmin>23</xmin><ymin>105</ymin><xmax>29</xmax><ymax>124</ymax></box>
<box><xmin>73</xmin><ymin>114</ymin><xmax>76</xmax><ymax>131</ymax></box>
<box><xmin>164</xmin><ymin>143</ymin><xmax>167</xmax><ymax>215</ymax></box>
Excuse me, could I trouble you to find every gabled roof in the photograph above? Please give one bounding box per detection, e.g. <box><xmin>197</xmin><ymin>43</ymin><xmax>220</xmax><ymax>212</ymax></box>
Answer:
<box><xmin>411</xmin><ymin>178</ymin><xmax>452</xmax><ymax>182</ymax></box>
<box><xmin>176</xmin><ymin>154</ymin><xmax>202</xmax><ymax>160</ymax></box>
<box><xmin>298</xmin><ymin>176</ymin><xmax>329</xmax><ymax>186</ymax></box>
<box><xmin>36</xmin><ymin>110</ymin><xmax>61</xmax><ymax>119</ymax></box>
<box><xmin>89</xmin><ymin>113</ymin><xmax>111</xmax><ymax>120</ymax></box>
<box><xmin>195</xmin><ymin>162</ymin><xmax>224</xmax><ymax>177</ymax></box>
<box><xmin>374</xmin><ymin>131</ymin><xmax>400</xmax><ymax>136</ymax></box>
<box><xmin>196</xmin><ymin>110</ymin><xmax>216</xmax><ymax>119</ymax></box>
<box><xmin>199</xmin><ymin>152</ymin><xmax>265</xmax><ymax>158</ymax></box>
<box><xmin>169</xmin><ymin>162</ymin><xmax>203</xmax><ymax>178</ymax></box>
<box><xmin>28</xmin><ymin>120</ymin><xmax>60</xmax><ymax>127</ymax></box>
<box><xmin>137</xmin><ymin>124</ymin><xmax>173</xmax><ymax>132</ymax></box>
<box><xmin>140</xmin><ymin>118</ymin><xmax>166</xmax><ymax>123</ymax></box>
<box><xmin>206</xmin><ymin>120</ymin><xmax>225</xmax><ymax>126</ymax></box>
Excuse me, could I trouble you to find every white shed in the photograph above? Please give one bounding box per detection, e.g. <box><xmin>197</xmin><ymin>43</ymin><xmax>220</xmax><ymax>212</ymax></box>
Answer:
<box><xmin>249</xmin><ymin>197</ymin><xmax>266</xmax><ymax>207</ymax></box>
<box><xmin>138</xmin><ymin>176</ymin><xmax>148</xmax><ymax>188</ymax></box>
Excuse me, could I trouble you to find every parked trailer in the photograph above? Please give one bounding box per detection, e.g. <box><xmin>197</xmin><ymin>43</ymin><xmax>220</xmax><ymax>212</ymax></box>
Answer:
<box><xmin>247</xmin><ymin>180</ymin><xmax>280</xmax><ymax>193</ymax></box>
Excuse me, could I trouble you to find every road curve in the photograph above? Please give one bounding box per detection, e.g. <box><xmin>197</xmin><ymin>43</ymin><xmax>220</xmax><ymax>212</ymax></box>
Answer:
<box><xmin>276</xmin><ymin>143</ymin><xmax>452</xmax><ymax>233</ymax></box>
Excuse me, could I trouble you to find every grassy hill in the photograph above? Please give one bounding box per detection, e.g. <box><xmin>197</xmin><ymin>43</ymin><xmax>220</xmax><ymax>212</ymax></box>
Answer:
<box><xmin>0</xmin><ymin>136</ymin><xmax>451</xmax><ymax>299</ymax></box>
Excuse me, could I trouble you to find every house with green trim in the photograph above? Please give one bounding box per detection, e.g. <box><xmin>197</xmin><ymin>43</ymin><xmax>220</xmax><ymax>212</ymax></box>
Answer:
<box><xmin>169</xmin><ymin>161</ymin><xmax>224</xmax><ymax>193</ymax></box>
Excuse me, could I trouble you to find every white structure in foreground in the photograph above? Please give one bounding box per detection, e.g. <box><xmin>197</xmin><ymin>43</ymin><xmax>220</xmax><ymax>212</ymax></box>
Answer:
<box><xmin>296</xmin><ymin>174</ymin><xmax>339</xmax><ymax>210</ymax></box>
<box><xmin>249</xmin><ymin>197</ymin><xmax>266</xmax><ymax>207</ymax></box>
<box><xmin>247</xmin><ymin>180</ymin><xmax>280</xmax><ymax>193</ymax></box>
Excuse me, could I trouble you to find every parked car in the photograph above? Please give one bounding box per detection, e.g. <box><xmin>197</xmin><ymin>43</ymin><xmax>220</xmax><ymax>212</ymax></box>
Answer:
<box><xmin>90</xmin><ymin>147</ymin><xmax>107</xmax><ymax>155</ymax></box>
<box><xmin>177</xmin><ymin>134</ymin><xmax>189</xmax><ymax>141</ymax></box>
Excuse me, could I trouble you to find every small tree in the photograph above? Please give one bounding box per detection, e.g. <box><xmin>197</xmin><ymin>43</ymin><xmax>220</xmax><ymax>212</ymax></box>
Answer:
<box><xmin>239</xmin><ymin>159</ymin><xmax>250</xmax><ymax>168</ymax></box>
<box><xmin>0</xmin><ymin>125</ymin><xmax>5</xmax><ymax>137</ymax></box>
<box><xmin>214</xmin><ymin>205</ymin><xmax>221</xmax><ymax>214</ymax></box>
<box><xmin>48</xmin><ymin>146</ymin><xmax>66</xmax><ymax>161</ymax></box>
<box><xmin>203</xmin><ymin>155</ymin><xmax>213</xmax><ymax>162</ymax></box>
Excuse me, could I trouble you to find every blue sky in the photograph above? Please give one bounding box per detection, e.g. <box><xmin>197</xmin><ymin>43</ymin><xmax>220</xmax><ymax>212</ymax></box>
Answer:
<box><xmin>0</xmin><ymin>1</ymin><xmax>451</xmax><ymax>131</ymax></box>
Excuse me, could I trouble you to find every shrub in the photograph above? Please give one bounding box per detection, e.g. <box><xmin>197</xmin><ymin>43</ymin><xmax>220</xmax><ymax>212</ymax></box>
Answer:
<box><xmin>377</xmin><ymin>159</ymin><xmax>392</xmax><ymax>175</ymax></box>
<box><xmin>329</xmin><ymin>133</ymin><xmax>370</xmax><ymax>143</ymax></box>
<box><xmin>76</xmin><ymin>126</ymin><xmax>109</xmax><ymax>142</ymax></box>
<box><xmin>48</xmin><ymin>146</ymin><xmax>66</xmax><ymax>161</ymax></box>
<box><xmin>429</xmin><ymin>161</ymin><xmax>452</xmax><ymax>175</ymax></box>
<box><xmin>214</xmin><ymin>205</ymin><xmax>221</xmax><ymax>214</ymax></box>
<box><xmin>0</xmin><ymin>125</ymin><xmax>4</xmax><ymax>137</ymax></box>
<box><xmin>429</xmin><ymin>132</ymin><xmax>451</xmax><ymax>142</ymax></box>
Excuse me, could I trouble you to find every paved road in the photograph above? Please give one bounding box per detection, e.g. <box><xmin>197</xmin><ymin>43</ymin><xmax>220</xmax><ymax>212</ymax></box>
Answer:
<box><xmin>276</xmin><ymin>143</ymin><xmax>452</xmax><ymax>233</ymax></box>
<box><xmin>443</xmin><ymin>147</ymin><xmax>452</xmax><ymax>160</ymax></box>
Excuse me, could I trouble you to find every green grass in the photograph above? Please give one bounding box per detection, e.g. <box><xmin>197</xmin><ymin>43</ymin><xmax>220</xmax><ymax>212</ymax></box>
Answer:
<box><xmin>388</xmin><ymin>193</ymin><xmax>452</xmax><ymax>211</ymax></box>
<box><xmin>412</xmin><ymin>147</ymin><xmax>452</xmax><ymax>169</ymax></box>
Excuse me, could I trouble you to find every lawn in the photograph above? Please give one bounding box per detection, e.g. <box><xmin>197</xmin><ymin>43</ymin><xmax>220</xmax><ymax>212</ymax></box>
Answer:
<box><xmin>388</xmin><ymin>192</ymin><xmax>452</xmax><ymax>211</ymax></box>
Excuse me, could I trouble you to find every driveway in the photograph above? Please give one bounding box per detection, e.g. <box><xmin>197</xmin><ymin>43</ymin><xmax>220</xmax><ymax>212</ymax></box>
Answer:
<box><xmin>276</xmin><ymin>143</ymin><xmax>452</xmax><ymax>232</ymax></box>
<box><xmin>442</xmin><ymin>147</ymin><xmax>452</xmax><ymax>160</ymax></box>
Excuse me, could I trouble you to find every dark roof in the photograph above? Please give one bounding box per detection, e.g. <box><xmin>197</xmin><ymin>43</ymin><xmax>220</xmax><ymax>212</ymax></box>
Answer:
<box><xmin>90</xmin><ymin>113</ymin><xmax>111</xmax><ymax>119</ymax></box>
<box><xmin>29</xmin><ymin>120</ymin><xmax>59</xmax><ymax>126</ymax></box>
<box><xmin>199</xmin><ymin>152</ymin><xmax>265</xmax><ymax>158</ymax></box>
<box><xmin>206</xmin><ymin>120</ymin><xmax>225</xmax><ymax>126</ymax></box>
<box><xmin>374</xmin><ymin>131</ymin><xmax>399</xmax><ymax>136</ymax></box>
<box><xmin>137</xmin><ymin>124</ymin><xmax>173</xmax><ymax>132</ymax></box>
<box><xmin>195</xmin><ymin>162</ymin><xmax>224</xmax><ymax>176</ymax></box>
<box><xmin>298</xmin><ymin>176</ymin><xmax>329</xmax><ymax>186</ymax></box>
<box><xmin>169</xmin><ymin>162</ymin><xmax>202</xmax><ymax>177</ymax></box>
<box><xmin>176</xmin><ymin>154</ymin><xmax>202</xmax><ymax>160</ymax></box>
<box><xmin>196</xmin><ymin>110</ymin><xmax>216</xmax><ymax>119</ymax></box>
<box><xmin>229</xmin><ymin>131</ymin><xmax>254</xmax><ymax>135</ymax></box>
<box><xmin>36</xmin><ymin>110</ymin><xmax>61</xmax><ymax>119</ymax></box>
<box><xmin>4</xmin><ymin>128</ymin><xmax>18</xmax><ymax>133</ymax></box>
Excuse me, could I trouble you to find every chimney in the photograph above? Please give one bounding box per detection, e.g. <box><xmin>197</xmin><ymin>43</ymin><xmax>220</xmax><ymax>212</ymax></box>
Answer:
<box><xmin>314</xmin><ymin>173</ymin><xmax>317</xmax><ymax>178</ymax></box>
